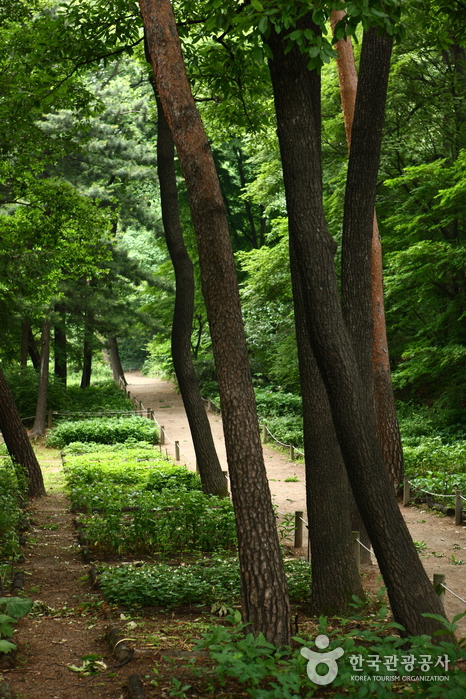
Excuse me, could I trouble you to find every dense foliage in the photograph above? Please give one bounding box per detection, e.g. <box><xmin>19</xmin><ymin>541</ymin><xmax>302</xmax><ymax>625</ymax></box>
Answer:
<box><xmin>46</xmin><ymin>416</ymin><xmax>158</xmax><ymax>448</ymax></box>
<box><xmin>0</xmin><ymin>448</ymin><xmax>27</xmax><ymax>561</ymax></box>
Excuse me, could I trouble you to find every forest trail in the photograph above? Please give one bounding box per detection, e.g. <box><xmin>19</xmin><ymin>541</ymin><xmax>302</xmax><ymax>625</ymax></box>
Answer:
<box><xmin>124</xmin><ymin>371</ymin><xmax>307</xmax><ymax>519</ymax></box>
<box><xmin>125</xmin><ymin>371</ymin><xmax>466</xmax><ymax>636</ymax></box>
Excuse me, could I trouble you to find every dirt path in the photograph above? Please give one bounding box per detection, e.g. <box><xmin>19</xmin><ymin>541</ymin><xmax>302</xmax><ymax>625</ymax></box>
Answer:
<box><xmin>2</xmin><ymin>373</ymin><xmax>466</xmax><ymax>697</ymax></box>
<box><xmin>126</xmin><ymin>371</ymin><xmax>466</xmax><ymax>636</ymax></box>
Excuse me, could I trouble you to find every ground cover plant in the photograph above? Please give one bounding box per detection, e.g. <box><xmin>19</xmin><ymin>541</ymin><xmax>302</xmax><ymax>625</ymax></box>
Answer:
<box><xmin>64</xmin><ymin>443</ymin><xmax>236</xmax><ymax>554</ymax></box>
<box><xmin>0</xmin><ymin>447</ymin><xmax>27</xmax><ymax>563</ymax></box>
<box><xmin>97</xmin><ymin>557</ymin><xmax>312</xmax><ymax>609</ymax></box>
<box><xmin>45</xmin><ymin>415</ymin><xmax>158</xmax><ymax>448</ymax></box>
<box><xmin>191</xmin><ymin>607</ymin><xmax>466</xmax><ymax>699</ymax></box>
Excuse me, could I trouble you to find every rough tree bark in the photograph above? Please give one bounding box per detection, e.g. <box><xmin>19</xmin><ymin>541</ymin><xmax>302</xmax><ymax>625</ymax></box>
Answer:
<box><xmin>155</xmin><ymin>90</ymin><xmax>227</xmax><ymax>497</ymax></box>
<box><xmin>80</xmin><ymin>307</ymin><xmax>93</xmax><ymax>389</ymax></box>
<box><xmin>267</xmin><ymin>19</ymin><xmax>447</xmax><ymax>637</ymax></box>
<box><xmin>266</xmin><ymin>23</ymin><xmax>364</xmax><ymax>613</ymax></box>
<box><xmin>140</xmin><ymin>0</ymin><xmax>290</xmax><ymax>644</ymax></box>
<box><xmin>0</xmin><ymin>367</ymin><xmax>46</xmax><ymax>497</ymax></box>
<box><xmin>30</xmin><ymin>319</ymin><xmax>51</xmax><ymax>438</ymax></box>
<box><xmin>54</xmin><ymin>303</ymin><xmax>67</xmax><ymax>386</ymax></box>
<box><xmin>107</xmin><ymin>337</ymin><xmax>125</xmax><ymax>384</ymax></box>
<box><xmin>332</xmin><ymin>12</ymin><xmax>403</xmax><ymax>491</ymax></box>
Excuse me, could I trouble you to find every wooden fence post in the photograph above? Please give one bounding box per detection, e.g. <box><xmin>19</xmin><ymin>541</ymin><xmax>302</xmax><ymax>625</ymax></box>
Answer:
<box><xmin>290</xmin><ymin>445</ymin><xmax>295</xmax><ymax>461</ymax></box>
<box><xmin>262</xmin><ymin>424</ymin><xmax>267</xmax><ymax>443</ymax></box>
<box><xmin>433</xmin><ymin>573</ymin><xmax>446</xmax><ymax>605</ymax></box>
<box><xmin>175</xmin><ymin>441</ymin><xmax>180</xmax><ymax>461</ymax></box>
<box><xmin>352</xmin><ymin>531</ymin><xmax>360</xmax><ymax>573</ymax></box>
<box><xmin>455</xmin><ymin>490</ymin><xmax>463</xmax><ymax>526</ymax></box>
<box><xmin>403</xmin><ymin>476</ymin><xmax>410</xmax><ymax>506</ymax></box>
<box><xmin>294</xmin><ymin>511</ymin><xmax>303</xmax><ymax>548</ymax></box>
<box><xmin>160</xmin><ymin>426</ymin><xmax>165</xmax><ymax>445</ymax></box>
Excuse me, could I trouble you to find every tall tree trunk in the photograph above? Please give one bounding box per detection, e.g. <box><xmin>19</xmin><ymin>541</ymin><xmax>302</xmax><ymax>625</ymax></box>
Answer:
<box><xmin>332</xmin><ymin>12</ymin><xmax>403</xmax><ymax>490</ymax></box>
<box><xmin>54</xmin><ymin>303</ymin><xmax>67</xmax><ymax>386</ymax></box>
<box><xmin>21</xmin><ymin>319</ymin><xmax>29</xmax><ymax>368</ymax></box>
<box><xmin>291</xmin><ymin>242</ymin><xmax>364</xmax><ymax>614</ymax></box>
<box><xmin>80</xmin><ymin>308</ymin><xmax>93</xmax><ymax>389</ymax></box>
<box><xmin>0</xmin><ymin>367</ymin><xmax>46</xmax><ymax>497</ymax></box>
<box><xmin>266</xmin><ymin>23</ymin><xmax>364</xmax><ymax>613</ymax></box>
<box><xmin>107</xmin><ymin>337</ymin><xmax>125</xmax><ymax>384</ymax></box>
<box><xmin>140</xmin><ymin>0</ymin><xmax>290</xmax><ymax>645</ymax></box>
<box><xmin>155</xmin><ymin>90</ymin><xmax>227</xmax><ymax>497</ymax></box>
<box><xmin>30</xmin><ymin>320</ymin><xmax>51</xmax><ymax>438</ymax></box>
<box><xmin>27</xmin><ymin>324</ymin><xmax>41</xmax><ymax>370</ymax></box>
<box><xmin>266</xmin><ymin>19</ymin><xmax>447</xmax><ymax>638</ymax></box>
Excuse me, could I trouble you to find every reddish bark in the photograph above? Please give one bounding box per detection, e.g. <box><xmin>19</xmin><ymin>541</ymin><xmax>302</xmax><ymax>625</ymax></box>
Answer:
<box><xmin>139</xmin><ymin>0</ymin><xmax>290</xmax><ymax>644</ymax></box>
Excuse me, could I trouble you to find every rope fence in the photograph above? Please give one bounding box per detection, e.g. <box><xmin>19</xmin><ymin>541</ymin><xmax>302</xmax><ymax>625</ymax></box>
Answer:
<box><xmin>201</xmin><ymin>393</ymin><xmax>306</xmax><ymax>462</ymax></box>
<box><xmin>403</xmin><ymin>477</ymin><xmax>464</xmax><ymax>525</ymax></box>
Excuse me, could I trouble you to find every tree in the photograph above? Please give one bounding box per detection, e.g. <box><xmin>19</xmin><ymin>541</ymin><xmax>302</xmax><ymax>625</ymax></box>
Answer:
<box><xmin>333</xmin><ymin>13</ymin><xmax>403</xmax><ymax>492</ymax></box>
<box><xmin>154</xmin><ymin>89</ymin><xmax>227</xmax><ymax>497</ymax></box>
<box><xmin>30</xmin><ymin>319</ymin><xmax>52</xmax><ymax>438</ymax></box>
<box><xmin>0</xmin><ymin>367</ymin><xmax>45</xmax><ymax>497</ymax></box>
<box><xmin>140</xmin><ymin>0</ymin><xmax>291</xmax><ymax>645</ymax></box>
<box><xmin>261</xmin><ymin>12</ymin><xmax>364</xmax><ymax>615</ymax></box>
<box><xmin>265</xmin><ymin>11</ymin><xmax>447</xmax><ymax>637</ymax></box>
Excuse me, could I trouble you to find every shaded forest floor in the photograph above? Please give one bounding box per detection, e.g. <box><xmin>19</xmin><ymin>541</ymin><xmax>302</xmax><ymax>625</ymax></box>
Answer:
<box><xmin>2</xmin><ymin>373</ymin><xmax>466</xmax><ymax>698</ymax></box>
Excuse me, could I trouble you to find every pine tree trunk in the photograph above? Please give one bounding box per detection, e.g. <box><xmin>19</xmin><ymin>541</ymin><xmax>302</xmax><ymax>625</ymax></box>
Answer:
<box><xmin>107</xmin><ymin>337</ymin><xmax>125</xmax><ymax>384</ymax></box>
<box><xmin>21</xmin><ymin>320</ymin><xmax>29</xmax><ymax>367</ymax></box>
<box><xmin>80</xmin><ymin>309</ymin><xmax>93</xmax><ymax>389</ymax></box>
<box><xmin>54</xmin><ymin>303</ymin><xmax>67</xmax><ymax>386</ymax></box>
<box><xmin>0</xmin><ymin>367</ymin><xmax>46</xmax><ymax>497</ymax></box>
<box><xmin>334</xmin><ymin>17</ymin><xmax>403</xmax><ymax>490</ymax></box>
<box><xmin>291</xmin><ymin>242</ymin><xmax>364</xmax><ymax>613</ymax></box>
<box><xmin>155</xmin><ymin>91</ymin><xmax>227</xmax><ymax>497</ymax></box>
<box><xmin>30</xmin><ymin>320</ymin><xmax>51</xmax><ymax>437</ymax></box>
<box><xmin>140</xmin><ymin>0</ymin><xmax>290</xmax><ymax>645</ymax></box>
<box><xmin>266</xmin><ymin>19</ymin><xmax>447</xmax><ymax>638</ymax></box>
<box><xmin>266</xmin><ymin>23</ymin><xmax>364</xmax><ymax>612</ymax></box>
<box><xmin>27</xmin><ymin>324</ymin><xmax>41</xmax><ymax>370</ymax></box>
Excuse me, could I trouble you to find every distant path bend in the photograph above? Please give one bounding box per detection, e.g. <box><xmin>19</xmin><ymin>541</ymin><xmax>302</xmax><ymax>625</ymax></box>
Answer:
<box><xmin>124</xmin><ymin>372</ymin><xmax>306</xmax><ymax>517</ymax></box>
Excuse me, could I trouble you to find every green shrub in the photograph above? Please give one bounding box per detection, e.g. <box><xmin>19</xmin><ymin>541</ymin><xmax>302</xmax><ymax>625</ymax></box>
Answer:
<box><xmin>63</xmin><ymin>445</ymin><xmax>199</xmax><ymax>511</ymax></box>
<box><xmin>4</xmin><ymin>366</ymin><xmax>67</xmax><ymax>418</ymax></box>
<box><xmin>263</xmin><ymin>416</ymin><xmax>304</xmax><ymax>449</ymax></box>
<box><xmin>61</xmin><ymin>382</ymin><xmax>133</xmax><ymax>415</ymax></box>
<box><xmin>254</xmin><ymin>389</ymin><xmax>302</xmax><ymax>418</ymax></box>
<box><xmin>194</xmin><ymin>611</ymin><xmax>466</xmax><ymax>699</ymax></box>
<box><xmin>80</xmin><ymin>490</ymin><xmax>236</xmax><ymax>555</ymax></box>
<box><xmin>403</xmin><ymin>437</ymin><xmax>466</xmax><ymax>477</ymax></box>
<box><xmin>98</xmin><ymin>557</ymin><xmax>311</xmax><ymax>608</ymax></box>
<box><xmin>46</xmin><ymin>416</ymin><xmax>158</xmax><ymax>448</ymax></box>
<box><xmin>0</xmin><ymin>455</ymin><xmax>28</xmax><ymax>559</ymax></box>
<box><xmin>144</xmin><ymin>466</ymin><xmax>201</xmax><ymax>493</ymax></box>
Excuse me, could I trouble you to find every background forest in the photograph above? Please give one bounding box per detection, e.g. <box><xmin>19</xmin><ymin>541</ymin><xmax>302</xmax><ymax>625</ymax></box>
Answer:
<box><xmin>1</xmin><ymin>0</ymin><xmax>465</xmax><ymax>448</ymax></box>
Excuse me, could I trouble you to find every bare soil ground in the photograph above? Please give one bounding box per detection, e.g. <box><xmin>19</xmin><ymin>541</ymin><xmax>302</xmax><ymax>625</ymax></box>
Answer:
<box><xmin>2</xmin><ymin>372</ymin><xmax>466</xmax><ymax>698</ymax></box>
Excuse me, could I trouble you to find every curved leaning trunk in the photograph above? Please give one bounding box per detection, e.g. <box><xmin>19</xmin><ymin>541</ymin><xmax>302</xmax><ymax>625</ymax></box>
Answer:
<box><xmin>139</xmin><ymin>0</ymin><xmax>290</xmax><ymax>645</ymax></box>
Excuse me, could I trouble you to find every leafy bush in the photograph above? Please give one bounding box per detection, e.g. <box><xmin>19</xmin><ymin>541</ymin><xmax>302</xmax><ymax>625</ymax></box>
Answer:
<box><xmin>4</xmin><ymin>366</ymin><xmax>67</xmax><ymax>418</ymax></box>
<box><xmin>63</xmin><ymin>445</ymin><xmax>200</xmax><ymax>511</ymax></box>
<box><xmin>145</xmin><ymin>466</ymin><xmax>201</xmax><ymax>493</ymax></box>
<box><xmin>254</xmin><ymin>388</ymin><xmax>302</xmax><ymax>418</ymax></box>
<box><xmin>263</xmin><ymin>416</ymin><xmax>304</xmax><ymax>449</ymax></box>
<box><xmin>80</xmin><ymin>490</ymin><xmax>236</xmax><ymax>555</ymax></box>
<box><xmin>46</xmin><ymin>416</ymin><xmax>158</xmax><ymax>448</ymax></box>
<box><xmin>61</xmin><ymin>382</ymin><xmax>133</xmax><ymax>415</ymax></box>
<box><xmin>0</xmin><ymin>455</ymin><xmax>28</xmax><ymax>560</ymax></box>
<box><xmin>194</xmin><ymin>610</ymin><xmax>466</xmax><ymax>699</ymax></box>
<box><xmin>403</xmin><ymin>437</ymin><xmax>466</xmax><ymax>477</ymax></box>
<box><xmin>98</xmin><ymin>557</ymin><xmax>311</xmax><ymax>608</ymax></box>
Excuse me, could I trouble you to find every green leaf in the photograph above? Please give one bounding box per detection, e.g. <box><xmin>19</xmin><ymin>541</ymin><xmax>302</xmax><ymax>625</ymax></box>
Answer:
<box><xmin>0</xmin><ymin>597</ymin><xmax>34</xmax><ymax>619</ymax></box>
<box><xmin>0</xmin><ymin>639</ymin><xmax>16</xmax><ymax>654</ymax></box>
<box><xmin>250</xmin><ymin>0</ymin><xmax>263</xmax><ymax>11</ymax></box>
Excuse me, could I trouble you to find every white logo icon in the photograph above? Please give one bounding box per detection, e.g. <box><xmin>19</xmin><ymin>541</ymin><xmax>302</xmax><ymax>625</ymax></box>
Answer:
<box><xmin>301</xmin><ymin>634</ymin><xmax>344</xmax><ymax>686</ymax></box>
